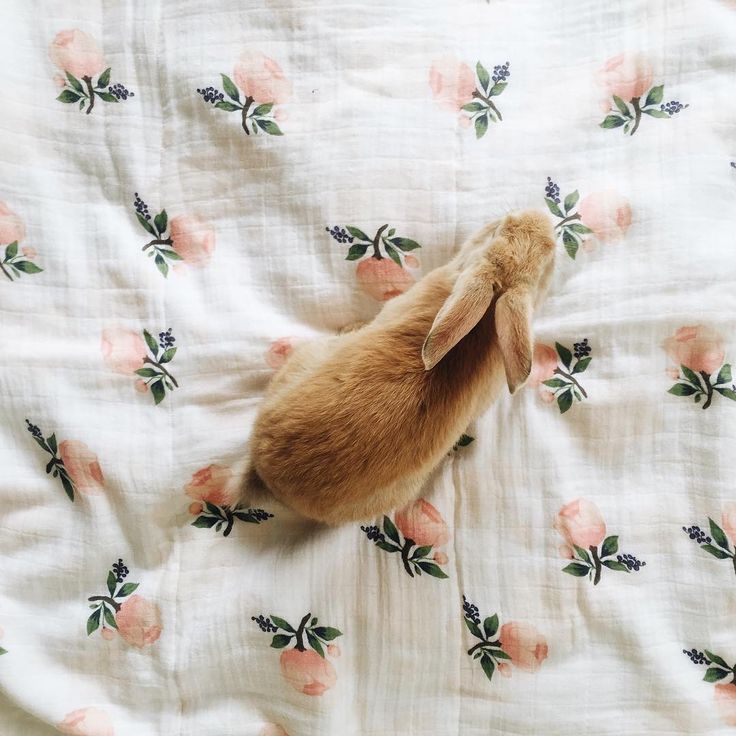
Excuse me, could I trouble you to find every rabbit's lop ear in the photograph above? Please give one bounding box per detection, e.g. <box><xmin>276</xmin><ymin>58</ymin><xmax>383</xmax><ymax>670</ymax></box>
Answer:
<box><xmin>422</xmin><ymin>267</ymin><xmax>495</xmax><ymax>370</ymax></box>
<box><xmin>494</xmin><ymin>288</ymin><xmax>533</xmax><ymax>393</ymax></box>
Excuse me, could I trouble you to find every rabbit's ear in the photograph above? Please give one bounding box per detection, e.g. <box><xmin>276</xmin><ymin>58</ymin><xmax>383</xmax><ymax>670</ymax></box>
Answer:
<box><xmin>422</xmin><ymin>266</ymin><xmax>495</xmax><ymax>370</ymax></box>
<box><xmin>494</xmin><ymin>288</ymin><xmax>533</xmax><ymax>393</ymax></box>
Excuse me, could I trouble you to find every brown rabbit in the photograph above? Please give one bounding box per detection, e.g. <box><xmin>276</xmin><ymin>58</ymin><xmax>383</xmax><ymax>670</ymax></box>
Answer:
<box><xmin>245</xmin><ymin>210</ymin><xmax>556</xmax><ymax>524</ymax></box>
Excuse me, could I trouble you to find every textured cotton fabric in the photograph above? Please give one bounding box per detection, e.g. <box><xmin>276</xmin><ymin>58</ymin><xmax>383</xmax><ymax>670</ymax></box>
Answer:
<box><xmin>2</xmin><ymin>1</ymin><xmax>736</xmax><ymax>734</ymax></box>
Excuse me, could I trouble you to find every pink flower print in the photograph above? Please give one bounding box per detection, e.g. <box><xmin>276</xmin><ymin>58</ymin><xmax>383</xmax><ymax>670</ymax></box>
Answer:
<box><xmin>169</xmin><ymin>215</ymin><xmax>216</xmax><ymax>267</ymax></box>
<box><xmin>185</xmin><ymin>464</ymin><xmax>234</xmax><ymax>507</ymax></box>
<box><xmin>260</xmin><ymin>726</ymin><xmax>289</xmax><ymax>736</ymax></box>
<box><xmin>555</xmin><ymin>498</ymin><xmax>606</xmax><ymax>550</ymax></box>
<box><xmin>280</xmin><ymin>648</ymin><xmax>337</xmax><ymax>696</ymax></box>
<box><xmin>577</xmin><ymin>191</ymin><xmax>632</xmax><ymax>243</ymax></box>
<box><xmin>559</xmin><ymin>544</ymin><xmax>574</xmax><ymax>559</ymax></box>
<box><xmin>254</xmin><ymin>611</ymin><xmax>342</xmax><ymax>694</ymax></box>
<box><xmin>663</xmin><ymin>326</ymin><xmax>725</xmax><ymax>376</ymax></box>
<box><xmin>57</xmin><ymin>707</ymin><xmax>114</xmax><ymax>736</ymax></box>
<box><xmin>58</xmin><ymin>440</ymin><xmax>104</xmax><ymax>495</ymax></box>
<box><xmin>722</xmin><ymin>502</ymin><xmax>736</xmax><ymax>546</ymax></box>
<box><xmin>597</xmin><ymin>53</ymin><xmax>653</xmax><ymax>103</ymax></box>
<box><xmin>431</xmin><ymin>57</ymin><xmax>512</xmax><ymax>138</ymax></box>
<box><xmin>134</xmin><ymin>378</ymin><xmax>148</xmax><ymax>393</ymax></box>
<box><xmin>234</xmin><ymin>52</ymin><xmax>292</xmax><ymax>105</ymax></box>
<box><xmin>530</xmin><ymin>343</ymin><xmax>558</xmax><ymax>387</ymax></box>
<box><xmin>327</xmin><ymin>223</ymin><xmax>420</xmax><ymax>301</ymax></box>
<box><xmin>597</xmin><ymin>53</ymin><xmax>687</xmax><ymax>135</ymax></box>
<box><xmin>327</xmin><ymin>644</ymin><xmax>341</xmax><ymax>658</ymax></box>
<box><xmin>49</xmin><ymin>30</ymin><xmax>106</xmax><ymax>80</ymax></box>
<box><xmin>395</xmin><ymin>499</ymin><xmax>449</xmax><ymax>548</ymax></box>
<box><xmin>21</xmin><ymin>246</ymin><xmax>37</xmax><ymax>259</ymax></box>
<box><xmin>557</xmin><ymin>499</ymin><xmax>646</xmax><ymax>585</ymax></box>
<box><xmin>0</xmin><ymin>201</ymin><xmax>25</xmax><ymax>244</ymax></box>
<box><xmin>497</xmin><ymin>662</ymin><xmax>512</xmax><ymax>677</ymax></box>
<box><xmin>50</xmin><ymin>30</ymin><xmax>134</xmax><ymax>115</ymax></box>
<box><xmin>362</xmin><ymin>501</ymin><xmax>450</xmax><ymax>578</ymax></box>
<box><xmin>663</xmin><ymin>326</ymin><xmax>735</xmax><ymax>409</ymax></box>
<box><xmin>133</xmin><ymin>194</ymin><xmax>214</xmax><ymax>276</ymax></box>
<box><xmin>100</xmin><ymin>627</ymin><xmax>115</xmax><ymax>641</ymax></box>
<box><xmin>101</xmin><ymin>328</ymin><xmax>147</xmax><ymax>374</ymax></box>
<box><xmin>429</xmin><ymin>55</ymin><xmax>476</xmax><ymax>111</ymax></box>
<box><xmin>356</xmin><ymin>257</ymin><xmax>414</xmax><ymax>301</ymax></box>
<box><xmin>499</xmin><ymin>621</ymin><xmax>548</xmax><ymax>673</ymax></box>
<box><xmin>715</xmin><ymin>683</ymin><xmax>736</xmax><ymax>726</ymax></box>
<box><xmin>115</xmin><ymin>595</ymin><xmax>162</xmax><ymax>649</ymax></box>
<box><xmin>266</xmin><ymin>337</ymin><xmax>299</xmax><ymax>370</ymax></box>
<box><xmin>198</xmin><ymin>53</ymin><xmax>289</xmax><ymax>136</ymax></box>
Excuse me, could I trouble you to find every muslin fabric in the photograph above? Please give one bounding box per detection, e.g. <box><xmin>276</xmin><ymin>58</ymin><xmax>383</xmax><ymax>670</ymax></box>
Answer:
<box><xmin>1</xmin><ymin>1</ymin><xmax>736</xmax><ymax>734</ymax></box>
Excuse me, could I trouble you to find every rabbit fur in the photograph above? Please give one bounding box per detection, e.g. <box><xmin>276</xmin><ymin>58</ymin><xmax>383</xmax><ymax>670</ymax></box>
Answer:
<box><xmin>244</xmin><ymin>210</ymin><xmax>556</xmax><ymax>525</ymax></box>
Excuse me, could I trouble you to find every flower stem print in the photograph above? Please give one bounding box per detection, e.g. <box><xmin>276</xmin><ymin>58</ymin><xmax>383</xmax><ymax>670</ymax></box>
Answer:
<box><xmin>26</xmin><ymin>420</ymin><xmax>75</xmax><ymax>501</ymax></box>
<box><xmin>462</xmin><ymin>597</ymin><xmax>510</xmax><ymax>681</ymax></box>
<box><xmin>0</xmin><ymin>202</ymin><xmax>42</xmax><ymax>281</ymax></box>
<box><xmin>50</xmin><ymin>30</ymin><xmax>134</xmax><ymax>114</ymax></box>
<box><xmin>462</xmin><ymin>596</ymin><xmax>548</xmax><ymax>682</ymax></box>
<box><xmin>597</xmin><ymin>54</ymin><xmax>686</xmax><ymax>136</ymax></box>
<box><xmin>663</xmin><ymin>326</ymin><xmax>736</xmax><ymax>409</ymax></box>
<box><xmin>86</xmin><ymin>559</ymin><xmax>162</xmax><ymax>647</ymax></box>
<box><xmin>538</xmin><ymin>340</ymin><xmax>591</xmax><ymax>413</ymax></box>
<box><xmin>131</xmin><ymin>328</ymin><xmax>179</xmax><ymax>405</ymax></box>
<box><xmin>361</xmin><ymin>499</ymin><xmax>449</xmax><ymax>579</ymax></box>
<box><xmin>461</xmin><ymin>61</ymin><xmax>511</xmax><ymax>138</ymax></box>
<box><xmin>133</xmin><ymin>193</ymin><xmax>216</xmax><ymax>275</ymax></box>
<box><xmin>555</xmin><ymin>499</ymin><xmax>645</xmax><ymax>585</ymax></box>
<box><xmin>327</xmin><ymin>223</ymin><xmax>420</xmax><ymax>301</ymax></box>
<box><xmin>253</xmin><ymin>612</ymin><xmax>342</xmax><ymax>695</ymax></box>
<box><xmin>191</xmin><ymin>501</ymin><xmax>273</xmax><ymax>536</ymax></box>
<box><xmin>683</xmin><ymin>515</ymin><xmax>736</xmax><ymax>574</ymax></box>
<box><xmin>543</xmin><ymin>179</ymin><xmax>594</xmax><ymax>259</ymax></box>
<box><xmin>198</xmin><ymin>52</ymin><xmax>291</xmax><ymax>136</ymax></box>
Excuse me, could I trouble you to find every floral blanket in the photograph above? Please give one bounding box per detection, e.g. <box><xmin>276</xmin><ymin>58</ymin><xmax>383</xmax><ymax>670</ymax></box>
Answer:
<box><xmin>2</xmin><ymin>1</ymin><xmax>736</xmax><ymax>734</ymax></box>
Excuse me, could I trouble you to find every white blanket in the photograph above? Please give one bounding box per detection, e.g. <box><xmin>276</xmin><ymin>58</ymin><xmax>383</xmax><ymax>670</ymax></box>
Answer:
<box><xmin>2</xmin><ymin>1</ymin><xmax>736</xmax><ymax>734</ymax></box>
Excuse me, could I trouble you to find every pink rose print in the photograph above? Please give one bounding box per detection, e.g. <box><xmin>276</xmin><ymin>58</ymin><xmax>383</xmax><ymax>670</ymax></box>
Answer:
<box><xmin>58</xmin><ymin>440</ymin><xmax>105</xmax><ymax>495</ymax></box>
<box><xmin>198</xmin><ymin>52</ymin><xmax>289</xmax><ymax>136</ymax></box>
<box><xmin>684</xmin><ymin>647</ymin><xmax>736</xmax><ymax>724</ymax></box>
<box><xmin>100</xmin><ymin>327</ymin><xmax>147</xmax><ymax>374</ymax></box>
<box><xmin>556</xmin><ymin>499</ymin><xmax>646</xmax><ymax>585</ymax></box>
<box><xmin>430</xmin><ymin>56</ymin><xmax>512</xmax><ymax>138</ymax></box>
<box><xmin>253</xmin><ymin>612</ymin><xmax>342</xmax><ymax>695</ymax></box>
<box><xmin>24</xmin><ymin>419</ymin><xmax>98</xmax><ymax>501</ymax></box>
<box><xmin>463</xmin><ymin>596</ymin><xmax>547</xmax><ymax>683</ymax></box>
<box><xmin>327</xmin><ymin>644</ymin><xmax>341</xmax><ymax>658</ymax></box>
<box><xmin>102</xmin><ymin>326</ymin><xmax>179</xmax><ymax>405</ymax></box>
<box><xmin>57</xmin><ymin>707</ymin><xmax>114</xmax><ymax>736</ymax></box>
<box><xmin>362</xmin><ymin>499</ymin><xmax>449</xmax><ymax>578</ymax></box>
<box><xmin>428</xmin><ymin>55</ymin><xmax>475</xmax><ymax>111</ymax></box>
<box><xmin>499</xmin><ymin>622</ymin><xmax>549</xmax><ymax>673</ymax></box>
<box><xmin>536</xmin><ymin>340</ymin><xmax>591</xmax><ymax>413</ymax></box>
<box><xmin>544</xmin><ymin>178</ymin><xmax>631</xmax><ymax>258</ymax></box>
<box><xmin>597</xmin><ymin>53</ymin><xmax>687</xmax><ymax>135</ymax></box>
<box><xmin>50</xmin><ymin>29</ymin><xmax>134</xmax><ymax>115</ymax></box>
<box><xmin>326</xmin><ymin>223</ymin><xmax>420</xmax><ymax>302</ymax></box>
<box><xmin>663</xmin><ymin>326</ymin><xmax>735</xmax><ymax>409</ymax></box>
<box><xmin>266</xmin><ymin>337</ymin><xmax>299</xmax><ymax>370</ymax></box>
<box><xmin>115</xmin><ymin>595</ymin><xmax>163</xmax><ymax>648</ymax></box>
<box><xmin>682</xmin><ymin>514</ymin><xmax>736</xmax><ymax>573</ymax></box>
<box><xmin>133</xmin><ymin>193</ymin><xmax>215</xmax><ymax>276</ymax></box>
<box><xmin>86</xmin><ymin>559</ymin><xmax>161</xmax><ymax>647</ymax></box>
<box><xmin>186</xmin><ymin>463</ymin><xmax>273</xmax><ymax>537</ymax></box>
<box><xmin>715</xmin><ymin>683</ymin><xmax>736</xmax><ymax>726</ymax></box>
<box><xmin>0</xmin><ymin>201</ymin><xmax>42</xmax><ymax>282</ymax></box>
<box><xmin>260</xmin><ymin>726</ymin><xmax>289</xmax><ymax>736</ymax></box>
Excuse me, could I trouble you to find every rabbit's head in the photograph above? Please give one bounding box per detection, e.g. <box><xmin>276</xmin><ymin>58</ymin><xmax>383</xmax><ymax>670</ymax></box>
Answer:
<box><xmin>422</xmin><ymin>210</ymin><xmax>556</xmax><ymax>393</ymax></box>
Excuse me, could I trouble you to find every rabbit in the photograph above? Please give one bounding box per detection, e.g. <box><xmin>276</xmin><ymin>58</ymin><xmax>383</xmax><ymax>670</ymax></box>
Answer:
<box><xmin>244</xmin><ymin>209</ymin><xmax>556</xmax><ymax>525</ymax></box>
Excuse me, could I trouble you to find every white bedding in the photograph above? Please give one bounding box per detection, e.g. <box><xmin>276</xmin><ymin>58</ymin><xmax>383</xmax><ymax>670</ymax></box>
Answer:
<box><xmin>2</xmin><ymin>1</ymin><xmax>736</xmax><ymax>734</ymax></box>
